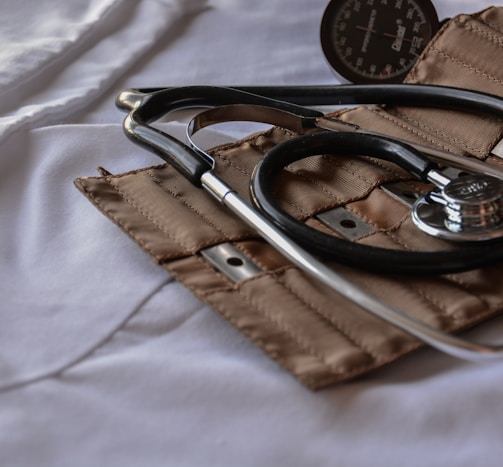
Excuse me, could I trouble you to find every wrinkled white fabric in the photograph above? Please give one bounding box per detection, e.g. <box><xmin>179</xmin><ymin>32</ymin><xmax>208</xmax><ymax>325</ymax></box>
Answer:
<box><xmin>0</xmin><ymin>0</ymin><xmax>119</xmax><ymax>91</ymax></box>
<box><xmin>0</xmin><ymin>0</ymin><xmax>206</xmax><ymax>387</ymax></box>
<box><xmin>1</xmin><ymin>0</ymin><xmax>503</xmax><ymax>466</ymax></box>
<box><xmin>0</xmin><ymin>0</ymin><xmax>204</xmax><ymax>143</ymax></box>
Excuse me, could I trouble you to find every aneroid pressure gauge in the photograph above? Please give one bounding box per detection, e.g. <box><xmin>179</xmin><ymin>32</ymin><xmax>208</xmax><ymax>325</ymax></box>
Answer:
<box><xmin>320</xmin><ymin>0</ymin><xmax>440</xmax><ymax>83</ymax></box>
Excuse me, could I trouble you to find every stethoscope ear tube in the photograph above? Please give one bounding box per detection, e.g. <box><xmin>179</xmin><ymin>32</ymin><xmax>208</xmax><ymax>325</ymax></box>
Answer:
<box><xmin>123</xmin><ymin>112</ymin><xmax>213</xmax><ymax>186</ymax></box>
<box><xmin>119</xmin><ymin>84</ymin><xmax>503</xmax><ymax>120</ymax></box>
<box><xmin>251</xmin><ymin>131</ymin><xmax>503</xmax><ymax>274</ymax></box>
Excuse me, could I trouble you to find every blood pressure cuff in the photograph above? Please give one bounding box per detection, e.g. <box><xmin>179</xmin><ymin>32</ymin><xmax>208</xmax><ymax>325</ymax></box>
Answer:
<box><xmin>75</xmin><ymin>6</ymin><xmax>503</xmax><ymax>390</ymax></box>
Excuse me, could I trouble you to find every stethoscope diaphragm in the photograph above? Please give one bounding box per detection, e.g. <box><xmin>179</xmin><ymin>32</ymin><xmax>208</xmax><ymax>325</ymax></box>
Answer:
<box><xmin>412</xmin><ymin>174</ymin><xmax>503</xmax><ymax>241</ymax></box>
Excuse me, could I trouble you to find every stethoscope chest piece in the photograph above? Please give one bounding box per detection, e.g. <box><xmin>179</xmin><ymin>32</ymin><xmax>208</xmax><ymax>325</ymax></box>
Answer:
<box><xmin>412</xmin><ymin>174</ymin><xmax>503</xmax><ymax>241</ymax></box>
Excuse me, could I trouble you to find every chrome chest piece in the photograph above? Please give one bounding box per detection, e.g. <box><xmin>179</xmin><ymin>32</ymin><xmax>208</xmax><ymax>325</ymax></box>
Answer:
<box><xmin>412</xmin><ymin>173</ymin><xmax>503</xmax><ymax>241</ymax></box>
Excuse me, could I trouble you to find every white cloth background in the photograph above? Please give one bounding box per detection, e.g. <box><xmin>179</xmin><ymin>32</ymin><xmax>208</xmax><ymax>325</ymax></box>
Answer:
<box><xmin>1</xmin><ymin>1</ymin><xmax>502</xmax><ymax>466</ymax></box>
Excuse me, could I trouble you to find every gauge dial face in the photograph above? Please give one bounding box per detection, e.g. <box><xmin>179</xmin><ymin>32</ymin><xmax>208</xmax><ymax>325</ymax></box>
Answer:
<box><xmin>321</xmin><ymin>0</ymin><xmax>439</xmax><ymax>83</ymax></box>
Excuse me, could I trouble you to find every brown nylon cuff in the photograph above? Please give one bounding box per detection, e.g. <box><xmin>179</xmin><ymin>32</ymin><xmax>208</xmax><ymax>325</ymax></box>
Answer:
<box><xmin>75</xmin><ymin>7</ymin><xmax>503</xmax><ymax>389</ymax></box>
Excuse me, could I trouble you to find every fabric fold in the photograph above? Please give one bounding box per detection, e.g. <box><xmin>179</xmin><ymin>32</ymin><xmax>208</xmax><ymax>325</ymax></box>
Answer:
<box><xmin>0</xmin><ymin>0</ymin><xmax>207</xmax><ymax>145</ymax></box>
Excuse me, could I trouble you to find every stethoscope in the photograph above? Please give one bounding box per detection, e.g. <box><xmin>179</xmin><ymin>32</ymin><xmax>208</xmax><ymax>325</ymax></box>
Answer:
<box><xmin>116</xmin><ymin>83</ymin><xmax>503</xmax><ymax>361</ymax></box>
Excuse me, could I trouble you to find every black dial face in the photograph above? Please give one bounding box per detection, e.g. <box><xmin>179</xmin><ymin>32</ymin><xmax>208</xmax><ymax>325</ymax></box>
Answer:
<box><xmin>321</xmin><ymin>0</ymin><xmax>439</xmax><ymax>83</ymax></box>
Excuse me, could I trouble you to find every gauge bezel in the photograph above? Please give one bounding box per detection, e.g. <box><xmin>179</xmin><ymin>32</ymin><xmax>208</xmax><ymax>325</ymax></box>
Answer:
<box><xmin>320</xmin><ymin>0</ymin><xmax>440</xmax><ymax>84</ymax></box>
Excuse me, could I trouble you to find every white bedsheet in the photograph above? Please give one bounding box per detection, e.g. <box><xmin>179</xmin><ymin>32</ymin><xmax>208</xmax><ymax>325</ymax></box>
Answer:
<box><xmin>1</xmin><ymin>1</ymin><xmax>502</xmax><ymax>465</ymax></box>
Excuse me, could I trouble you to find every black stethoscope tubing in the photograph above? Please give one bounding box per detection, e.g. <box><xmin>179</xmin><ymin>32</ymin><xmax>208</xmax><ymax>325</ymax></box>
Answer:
<box><xmin>117</xmin><ymin>84</ymin><xmax>503</xmax><ymax>275</ymax></box>
<box><xmin>121</xmin><ymin>84</ymin><xmax>503</xmax><ymax>120</ymax></box>
<box><xmin>251</xmin><ymin>130</ymin><xmax>503</xmax><ymax>274</ymax></box>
